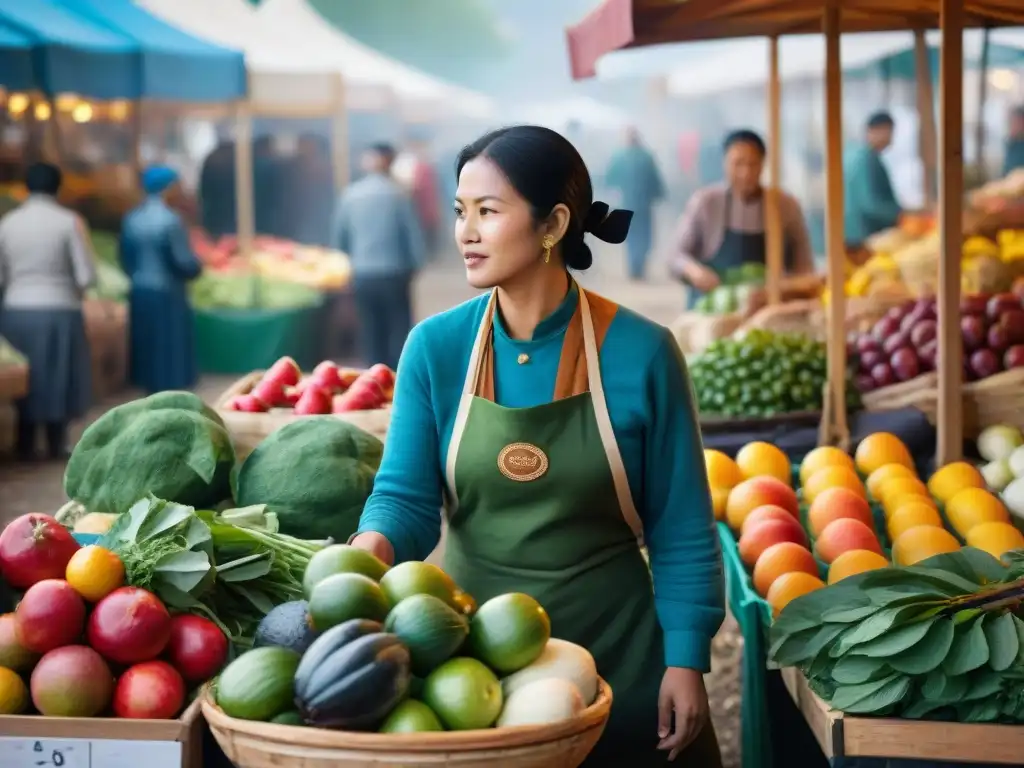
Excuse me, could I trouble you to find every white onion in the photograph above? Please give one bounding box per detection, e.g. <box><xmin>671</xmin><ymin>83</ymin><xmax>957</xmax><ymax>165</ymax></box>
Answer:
<box><xmin>1002</xmin><ymin>476</ymin><xmax>1024</xmax><ymax>521</ymax></box>
<box><xmin>977</xmin><ymin>425</ymin><xmax>1024</xmax><ymax>463</ymax></box>
<box><xmin>981</xmin><ymin>459</ymin><xmax>1014</xmax><ymax>492</ymax></box>
<box><xmin>1009</xmin><ymin>445</ymin><xmax>1024</xmax><ymax>479</ymax></box>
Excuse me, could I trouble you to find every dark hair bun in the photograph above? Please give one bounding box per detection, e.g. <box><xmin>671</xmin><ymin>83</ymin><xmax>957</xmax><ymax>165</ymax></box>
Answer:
<box><xmin>564</xmin><ymin>241</ymin><xmax>593</xmax><ymax>271</ymax></box>
<box><xmin>584</xmin><ymin>201</ymin><xmax>632</xmax><ymax>244</ymax></box>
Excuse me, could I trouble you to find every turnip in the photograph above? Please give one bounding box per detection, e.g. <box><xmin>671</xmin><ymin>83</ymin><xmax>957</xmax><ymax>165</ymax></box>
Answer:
<box><xmin>977</xmin><ymin>424</ymin><xmax>1024</xmax><ymax>462</ymax></box>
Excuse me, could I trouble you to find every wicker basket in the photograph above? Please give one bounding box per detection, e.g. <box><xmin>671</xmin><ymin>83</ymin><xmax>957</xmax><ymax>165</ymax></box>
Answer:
<box><xmin>736</xmin><ymin>295</ymin><xmax>904</xmax><ymax>341</ymax></box>
<box><xmin>861</xmin><ymin>373</ymin><xmax>939</xmax><ymax>423</ymax></box>
<box><xmin>201</xmin><ymin>680</ymin><xmax>612</xmax><ymax>768</ymax></box>
<box><xmin>670</xmin><ymin>312</ymin><xmax>744</xmax><ymax>355</ymax></box>
<box><xmin>215</xmin><ymin>371</ymin><xmax>391</xmax><ymax>460</ymax></box>
<box><xmin>962</xmin><ymin>368</ymin><xmax>1024</xmax><ymax>438</ymax></box>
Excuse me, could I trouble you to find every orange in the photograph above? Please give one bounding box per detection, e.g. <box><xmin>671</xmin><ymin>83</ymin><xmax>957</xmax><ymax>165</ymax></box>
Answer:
<box><xmin>65</xmin><ymin>545</ymin><xmax>125</xmax><ymax>603</ymax></box>
<box><xmin>735</xmin><ymin>441</ymin><xmax>791</xmax><ymax>484</ymax></box>
<box><xmin>799</xmin><ymin>447</ymin><xmax>856</xmax><ymax>487</ymax></box>
<box><xmin>945</xmin><ymin>487</ymin><xmax>1010</xmax><ymax>536</ymax></box>
<box><xmin>892</xmin><ymin>525</ymin><xmax>960</xmax><ymax>566</ymax></box>
<box><xmin>766</xmin><ymin>571</ymin><xmax>826</xmax><ymax>616</ymax></box>
<box><xmin>807</xmin><ymin>487</ymin><xmax>874</xmax><ymax>537</ymax></box>
<box><xmin>704</xmin><ymin>450</ymin><xmax>744</xmax><ymax>490</ymax></box>
<box><xmin>752</xmin><ymin>542</ymin><xmax>818</xmax><ymax>597</ymax></box>
<box><xmin>803</xmin><ymin>466</ymin><xmax>866</xmax><ymax>504</ymax></box>
<box><xmin>725</xmin><ymin>477</ymin><xmax>800</xmax><ymax>532</ymax></box>
<box><xmin>710</xmin><ymin>487</ymin><xmax>730</xmax><ymax>522</ymax></box>
<box><xmin>866</xmin><ymin>463</ymin><xmax>919</xmax><ymax>500</ymax></box>
<box><xmin>878</xmin><ymin>477</ymin><xmax>930</xmax><ymax>511</ymax></box>
<box><xmin>887</xmin><ymin>502</ymin><xmax>943</xmax><ymax>541</ymax></box>
<box><xmin>964</xmin><ymin>522</ymin><xmax>1024</xmax><ymax>560</ymax></box>
<box><xmin>827</xmin><ymin>550</ymin><xmax>889</xmax><ymax>584</ymax></box>
<box><xmin>927</xmin><ymin>462</ymin><xmax>986</xmax><ymax>505</ymax></box>
<box><xmin>855</xmin><ymin>432</ymin><xmax>914</xmax><ymax>476</ymax></box>
<box><xmin>883</xmin><ymin>493</ymin><xmax>937</xmax><ymax>519</ymax></box>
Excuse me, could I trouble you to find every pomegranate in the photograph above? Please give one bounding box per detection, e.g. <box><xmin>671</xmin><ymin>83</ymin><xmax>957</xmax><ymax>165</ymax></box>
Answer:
<box><xmin>113</xmin><ymin>661</ymin><xmax>185</xmax><ymax>719</ymax></box>
<box><xmin>165</xmin><ymin>614</ymin><xmax>228</xmax><ymax>682</ymax></box>
<box><xmin>31</xmin><ymin>645</ymin><xmax>114</xmax><ymax>717</ymax></box>
<box><xmin>15</xmin><ymin>579</ymin><xmax>86</xmax><ymax>653</ymax></box>
<box><xmin>0</xmin><ymin>514</ymin><xmax>80</xmax><ymax>589</ymax></box>
<box><xmin>88</xmin><ymin>587</ymin><xmax>171</xmax><ymax>665</ymax></box>
<box><xmin>0</xmin><ymin>613</ymin><xmax>40</xmax><ymax>672</ymax></box>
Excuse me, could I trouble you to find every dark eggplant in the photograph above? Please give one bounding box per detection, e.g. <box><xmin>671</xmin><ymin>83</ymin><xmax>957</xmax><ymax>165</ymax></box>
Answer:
<box><xmin>292</xmin><ymin>619</ymin><xmax>382</xmax><ymax>685</ymax></box>
<box><xmin>295</xmin><ymin>632</ymin><xmax>411</xmax><ymax>730</ymax></box>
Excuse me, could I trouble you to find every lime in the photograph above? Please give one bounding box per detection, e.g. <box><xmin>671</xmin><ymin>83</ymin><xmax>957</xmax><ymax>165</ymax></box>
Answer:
<box><xmin>423</xmin><ymin>657</ymin><xmax>502</xmax><ymax>730</ymax></box>
<box><xmin>303</xmin><ymin>545</ymin><xmax>389</xmax><ymax>598</ymax></box>
<box><xmin>379</xmin><ymin>699</ymin><xmax>444</xmax><ymax>733</ymax></box>
<box><xmin>468</xmin><ymin>593</ymin><xmax>550</xmax><ymax>675</ymax></box>
<box><xmin>308</xmin><ymin>573</ymin><xmax>390</xmax><ymax>632</ymax></box>
<box><xmin>380</xmin><ymin>562</ymin><xmax>458</xmax><ymax>609</ymax></box>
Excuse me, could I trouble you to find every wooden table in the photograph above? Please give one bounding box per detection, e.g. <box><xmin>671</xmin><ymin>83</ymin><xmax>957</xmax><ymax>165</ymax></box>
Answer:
<box><xmin>780</xmin><ymin>667</ymin><xmax>1024</xmax><ymax>764</ymax></box>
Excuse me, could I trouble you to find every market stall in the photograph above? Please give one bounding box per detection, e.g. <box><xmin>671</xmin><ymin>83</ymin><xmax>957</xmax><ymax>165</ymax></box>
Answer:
<box><xmin>569</xmin><ymin>1</ymin><xmax>1024</xmax><ymax>767</ymax></box>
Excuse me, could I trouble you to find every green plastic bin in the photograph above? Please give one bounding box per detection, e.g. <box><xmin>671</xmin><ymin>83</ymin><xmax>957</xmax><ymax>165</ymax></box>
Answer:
<box><xmin>194</xmin><ymin>302</ymin><xmax>325</xmax><ymax>375</ymax></box>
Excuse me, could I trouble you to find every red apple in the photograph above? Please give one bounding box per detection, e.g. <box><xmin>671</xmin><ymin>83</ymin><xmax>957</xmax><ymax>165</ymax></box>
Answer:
<box><xmin>890</xmin><ymin>348</ymin><xmax>920</xmax><ymax>382</ymax></box>
<box><xmin>987</xmin><ymin>293</ymin><xmax>1021</xmax><ymax>321</ymax></box>
<box><xmin>870</xmin><ymin>362</ymin><xmax>896</xmax><ymax>388</ymax></box>
<box><xmin>230</xmin><ymin>394</ymin><xmax>266</xmax><ymax>413</ymax></box>
<box><xmin>918</xmin><ymin>339</ymin><xmax>938</xmax><ymax>370</ymax></box>
<box><xmin>859</xmin><ymin>349</ymin><xmax>885</xmax><ymax>373</ymax></box>
<box><xmin>909</xmin><ymin>320</ymin><xmax>937</xmax><ymax>347</ymax></box>
<box><xmin>856</xmin><ymin>335</ymin><xmax>881</xmax><ymax>354</ymax></box>
<box><xmin>251</xmin><ymin>377</ymin><xmax>287</xmax><ymax>408</ymax></box>
<box><xmin>264</xmin><ymin>356</ymin><xmax>301</xmax><ymax>388</ymax></box>
<box><xmin>294</xmin><ymin>385</ymin><xmax>332</xmax><ymax>415</ymax></box>
<box><xmin>988</xmin><ymin>323</ymin><xmax>1012</xmax><ymax>354</ymax></box>
<box><xmin>872</xmin><ymin>316</ymin><xmax>901</xmax><ymax>341</ymax></box>
<box><xmin>310</xmin><ymin>361</ymin><xmax>344</xmax><ymax>393</ymax></box>
<box><xmin>961</xmin><ymin>315</ymin><xmax>987</xmax><ymax>351</ymax></box>
<box><xmin>970</xmin><ymin>348</ymin><xmax>1002</xmax><ymax>380</ymax></box>
<box><xmin>1001</xmin><ymin>309</ymin><xmax>1024</xmax><ymax>344</ymax></box>
<box><xmin>882</xmin><ymin>331</ymin><xmax>911</xmax><ymax>356</ymax></box>
<box><xmin>1004</xmin><ymin>345</ymin><xmax>1024</xmax><ymax>370</ymax></box>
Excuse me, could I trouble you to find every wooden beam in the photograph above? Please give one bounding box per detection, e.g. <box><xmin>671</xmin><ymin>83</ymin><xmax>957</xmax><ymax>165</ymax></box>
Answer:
<box><xmin>823</xmin><ymin>0</ymin><xmax>849</xmax><ymax>448</ymax></box>
<box><xmin>766</xmin><ymin>36</ymin><xmax>784</xmax><ymax>305</ymax></box>
<box><xmin>937</xmin><ymin>0</ymin><xmax>965</xmax><ymax>465</ymax></box>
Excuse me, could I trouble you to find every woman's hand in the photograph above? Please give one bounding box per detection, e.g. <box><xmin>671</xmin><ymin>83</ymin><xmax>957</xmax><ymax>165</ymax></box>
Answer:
<box><xmin>657</xmin><ymin>667</ymin><xmax>710</xmax><ymax>761</ymax></box>
<box><xmin>349</xmin><ymin>532</ymin><xmax>396</xmax><ymax>566</ymax></box>
<box><xmin>686</xmin><ymin>263</ymin><xmax>720</xmax><ymax>293</ymax></box>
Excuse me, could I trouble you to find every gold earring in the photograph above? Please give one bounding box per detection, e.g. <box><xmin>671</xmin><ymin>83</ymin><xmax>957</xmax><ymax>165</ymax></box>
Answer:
<box><xmin>542</xmin><ymin>235</ymin><xmax>554</xmax><ymax>263</ymax></box>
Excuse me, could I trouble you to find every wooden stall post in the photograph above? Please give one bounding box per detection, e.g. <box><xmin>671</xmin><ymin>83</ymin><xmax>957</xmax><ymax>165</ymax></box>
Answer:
<box><xmin>914</xmin><ymin>31</ymin><xmax>938</xmax><ymax>209</ymax></box>
<box><xmin>330</xmin><ymin>74</ymin><xmax>350</xmax><ymax>191</ymax></box>
<box><xmin>823</xmin><ymin>0</ymin><xmax>849</xmax><ymax>449</ymax></box>
<box><xmin>937</xmin><ymin>0</ymin><xmax>965</xmax><ymax>465</ymax></box>
<box><xmin>765</xmin><ymin>36</ymin><xmax>783</xmax><ymax>305</ymax></box>
<box><xmin>233</xmin><ymin>101</ymin><xmax>255</xmax><ymax>258</ymax></box>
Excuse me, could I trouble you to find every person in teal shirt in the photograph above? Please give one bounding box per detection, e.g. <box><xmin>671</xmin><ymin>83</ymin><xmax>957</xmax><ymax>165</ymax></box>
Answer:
<box><xmin>1003</xmin><ymin>106</ymin><xmax>1024</xmax><ymax>177</ymax></box>
<box><xmin>844</xmin><ymin>111</ymin><xmax>902</xmax><ymax>251</ymax></box>
<box><xmin>605</xmin><ymin>127</ymin><xmax>665</xmax><ymax>280</ymax></box>
<box><xmin>350</xmin><ymin>125</ymin><xmax>724</xmax><ymax>766</ymax></box>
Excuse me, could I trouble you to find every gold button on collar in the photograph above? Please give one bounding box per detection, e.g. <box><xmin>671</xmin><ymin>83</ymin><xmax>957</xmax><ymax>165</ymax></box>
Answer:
<box><xmin>517</xmin><ymin>353</ymin><xmax>530</xmax><ymax>365</ymax></box>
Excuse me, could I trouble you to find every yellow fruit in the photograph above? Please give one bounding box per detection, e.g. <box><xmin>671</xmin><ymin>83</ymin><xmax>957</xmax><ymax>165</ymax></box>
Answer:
<box><xmin>0</xmin><ymin>667</ymin><xmax>28</xmax><ymax>714</ymax></box>
<box><xmin>964</xmin><ymin>522</ymin><xmax>1024</xmax><ymax>560</ymax></box>
<box><xmin>766</xmin><ymin>571</ymin><xmax>826</xmax><ymax>616</ymax></box>
<box><xmin>945</xmin><ymin>487</ymin><xmax>1010</xmax><ymax>536</ymax></box>
<box><xmin>735</xmin><ymin>442</ymin><xmax>791</xmax><ymax>484</ymax></box>
<box><xmin>866</xmin><ymin>463</ymin><xmax>918</xmax><ymax>500</ymax></box>
<box><xmin>710</xmin><ymin>487</ymin><xmax>730</xmax><ymax>521</ymax></box>
<box><xmin>878</xmin><ymin>477</ymin><xmax>930</xmax><ymax>511</ymax></box>
<box><xmin>855</xmin><ymin>433</ymin><xmax>914</xmax><ymax>476</ymax></box>
<box><xmin>887</xmin><ymin>502</ymin><xmax>944</xmax><ymax>541</ymax></box>
<box><xmin>799</xmin><ymin>447</ymin><xmax>855</xmax><ymax>487</ymax></box>
<box><xmin>65</xmin><ymin>545</ymin><xmax>125</xmax><ymax>603</ymax></box>
<box><xmin>827</xmin><ymin>549</ymin><xmax>889</xmax><ymax>584</ymax></box>
<box><xmin>927</xmin><ymin>461</ymin><xmax>986</xmax><ymax>504</ymax></box>
<box><xmin>704</xmin><ymin>450</ymin><xmax>744</xmax><ymax>490</ymax></box>
<box><xmin>892</xmin><ymin>525</ymin><xmax>961</xmax><ymax>566</ymax></box>
<box><xmin>883</xmin><ymin>493</ymin><xmax>937</xmax><ymax>519</ymax></box>
<box><xmin>803</xmin><ymin>466</ymin><xmax>866</xmax><ymax>505</ymax></box>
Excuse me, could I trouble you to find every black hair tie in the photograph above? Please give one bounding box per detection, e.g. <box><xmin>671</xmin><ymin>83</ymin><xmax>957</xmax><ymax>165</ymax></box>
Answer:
<box><xmin>584</xmin><ymin>200</ymin><xmax>632</xmax><ymax>245</ymax></box>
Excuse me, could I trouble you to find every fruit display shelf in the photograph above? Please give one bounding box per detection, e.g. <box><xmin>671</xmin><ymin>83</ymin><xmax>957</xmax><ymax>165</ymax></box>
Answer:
<box><xmin>201</xmin><ymin>680</ymin><xmax>612</xmax><ymax>768</ymax></box>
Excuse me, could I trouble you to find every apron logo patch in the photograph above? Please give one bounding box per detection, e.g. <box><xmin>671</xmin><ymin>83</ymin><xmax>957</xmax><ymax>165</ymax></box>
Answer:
<box><xmin>497</xmin><ymin>442</ymin><xmax>548</xmax><ymax>482</ymax></box>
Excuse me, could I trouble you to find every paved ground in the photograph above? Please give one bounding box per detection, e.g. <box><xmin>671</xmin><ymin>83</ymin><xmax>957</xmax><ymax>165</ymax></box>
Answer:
<box><xmin>0</xmin><ymin>237</ymin><xmax>742</xmax><ymax>767</ymax></box>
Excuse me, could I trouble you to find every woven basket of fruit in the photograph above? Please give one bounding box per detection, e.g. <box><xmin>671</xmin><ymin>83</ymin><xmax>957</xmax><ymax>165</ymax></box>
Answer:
<box><xmin>201</xmin><ymin>679</ymin><xmax>611</xmax><ymax>768</ymax></box>
<box><xmin>214</xmin><ymin>358</ymin><xmax>393</xmax><ymax>459</ymax></box>
<box><xmin>860</xmin><ymin>372</ymin><xmax>938</xmax><ymax>423</ymax></box>
<box><xmin>962</xmin><ymin>367</ymin><xmax>1024</xmax><ymax>437</ymax></box>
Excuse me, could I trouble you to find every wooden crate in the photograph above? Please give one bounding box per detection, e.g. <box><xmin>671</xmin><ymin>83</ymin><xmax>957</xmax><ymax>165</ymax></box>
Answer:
<box><xmin>83</xmin><ymin>299</ymin><xmax>128</xmax><ymax>400</ymax></box>
<box><xmin>215</xmin><ymin>371</ymin><xmax>391</xmax><ymax>460</ymax></box>
<box><xmin>0</xmin><ymin>692</ymin><xmax>203</xmax><ymax>768</ymax></box>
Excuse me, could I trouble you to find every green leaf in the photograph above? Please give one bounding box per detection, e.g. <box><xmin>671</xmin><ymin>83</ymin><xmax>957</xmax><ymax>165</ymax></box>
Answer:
<box><xmin>151</xmin><ymin>581</ymin><xmax>203</xmax><ymax>610</ymax></box>
<box><xmin>888</xmin><ymin>617</ymin><xmax>955</xmax><ymax>675</ymax></box>
<box><xmin>958</xmin><ymin>697</ymin><xmax>1003</xmax><ymax>723</ymax></box>
<box><xmin>841</xmin><ymin>675</ymin><xmax>912</xmax><ymax>714</ymax></box>
<box><xmin>821</xmin><ymin>604</ymin><xmax>879</xmax><ymax>623</ymax></box>
<box><xmin>829</xmin><ymin>655</ymin><xmax>890</xmax><ymax>685</ymax></box>
<box><xmin>139</xmin><ymin>501</ymin><xmax>194</xmax><ymax>542</ymax></box>
<box><xmin>216</xmin><ymin>552</ymin><xmax>273</xmax><ymax>583</ymax></box>
<box><xmin>228</xmin><ymin>583</ymin><xmax>275</xmax><ymax>615</ymax></box>
<box><xmin>768</xmin><ymin>625</ymin><xmax>818</xmax><ymax>660</ymax></box>
<box><xmin>152</xmin><ymin>550</ymin><xmax>213</xmax><ymax>594</ymax></box>
<box><xmin>854</xmin><ymin>618</ymin><xmax>935</xmax><ymax>658</ymax></box>
<box><xmin>916</xmin><ymin>547</ymin><xmax>1009</xmax><ymax>586</ymax></box>
<box><xmin>117</xmin><ymin>496</ymin><xmax>159</xmax><ymax>543</ymax></box>
<box><xmin>184</xmin><ymin>517</ymin><xmax>213</xmax><ymax>553</ymax></box>
<box><xmin>832</xmin><ymin>605</ymin><xmax>928</xmax><ymax>656</ymax></box>
<box><xmin>1014</xmin><ymin>615</ymin><xmax>1024</xmax><ymax>666</ymax></box>
<box><xmin>954</xmin><ymin>607</ymin><xmax>984</xmax><ymax>625</ymax></box>
<box><xmin>860</xmin><ymin>566</ymin><xmax>977</xmax><ymax>597</ymax></box>
<box><xmin>984</xmin><ymin>612</ymin><xmax>1019</xmax><ymax>672</ymax></box>
<box><xmin>828</xmin><ymin>674</ymin><xmax>900</xmax><ymax>711</ymax></box>
<box><xmin>902</xmin><ymin>696</ymin><xmax>954</xmax><ymax>720</ymax></box>
<box><xmin>962</xmin><ymin>669</ymin><xmax>1005</xmax><ymax>701</ymax></box>
<box><xmin>772</xmin><ymin>586</ymin><xmax>865</xmax><ymax>634</ymax></box>
<box><xmin>942</xmin><ymin>616</ymin><xmax>990</xmax><ymax>676</ymax></box>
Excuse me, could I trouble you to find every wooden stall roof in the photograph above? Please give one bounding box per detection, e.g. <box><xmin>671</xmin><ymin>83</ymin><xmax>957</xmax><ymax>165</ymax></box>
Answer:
<box><xmin>567</xmin><ymin>0</ymin><xmax>1024</xmax><ymax>78</ymax></box>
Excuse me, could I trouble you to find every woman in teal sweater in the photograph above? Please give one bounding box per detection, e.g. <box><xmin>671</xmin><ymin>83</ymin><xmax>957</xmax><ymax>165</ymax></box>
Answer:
<box><xmin>351</xmin><ymin>125</ymin><xmax>724</xmax><ymax>766</ymax></box>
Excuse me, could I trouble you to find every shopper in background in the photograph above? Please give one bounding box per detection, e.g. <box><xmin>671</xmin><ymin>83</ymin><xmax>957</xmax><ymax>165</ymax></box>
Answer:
<box><xmin>843</xmin><ymin>111</ymin><xmax>901</xmax><ymax>259</ymax></box>
<box><xmin>394</xmin><ymin>138</ymin><xmax>442</xmax><ymax>259</ymax></box>
<box><xmin>120</xmin><ymin>165</ymin><xmax>203</xmax><ymax>395</ymax></box>
<box><xmin>1003</xmin><ymin>106</ymin><xmax>1024</xmax><ymax>177</ymax></box>
<box><xmin>605</xmin><ymin>126</ymin><xmax>665</xmax><ymax>280</ymax></box>
<box><xmin>0</xmin><ymin>162</ymin><xmax>96</xmax><ymax>461</ymax></box>
<box><xmin>331</xmin><ymin>143</ymin><xmax>426</xmax><ymax>370</ymax></box>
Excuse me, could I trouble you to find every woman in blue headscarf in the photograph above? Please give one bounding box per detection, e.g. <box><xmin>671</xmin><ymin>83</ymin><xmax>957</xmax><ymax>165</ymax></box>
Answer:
<box><xmin>120</xmin><ymin>166</ymin><xmax>203</xmax><ymax>393</ymax></box>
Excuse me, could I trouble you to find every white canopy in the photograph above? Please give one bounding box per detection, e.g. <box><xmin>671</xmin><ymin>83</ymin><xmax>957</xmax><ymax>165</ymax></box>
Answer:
<box><xmin>665</xmin><ymin>29</ymin><xmax>1024</xmax><ymax>98</ymax></box>
<box><xmin>255</xmin><ymin>0</ymin><xmax>495</xmax><ymax>122</ymax></box>
<box><xmin>513</xmin><ymin>96</ymin><xmax>632</xmax><ymax>133</ymax></box>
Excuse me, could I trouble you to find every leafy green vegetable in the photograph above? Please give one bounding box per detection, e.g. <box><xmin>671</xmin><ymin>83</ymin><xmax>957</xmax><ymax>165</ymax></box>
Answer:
<box><xmin>189</xmin><ymin>271</ymin><xmax>321</xmax><ymax>310</ymax></box>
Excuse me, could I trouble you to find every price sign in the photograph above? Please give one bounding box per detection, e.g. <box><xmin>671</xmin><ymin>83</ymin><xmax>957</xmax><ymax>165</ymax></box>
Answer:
<box><xmin>0</xmin><ymin>738</ymin><xmax>180</xmax><ymax>768</ymax></box>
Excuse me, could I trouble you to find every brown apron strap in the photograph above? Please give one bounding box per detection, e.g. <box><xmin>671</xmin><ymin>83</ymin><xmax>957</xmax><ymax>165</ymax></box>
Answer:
<box><xmin>552</xmin><ymin>289</ymin><xmax>618</xmax><ymax>400</ymax></box>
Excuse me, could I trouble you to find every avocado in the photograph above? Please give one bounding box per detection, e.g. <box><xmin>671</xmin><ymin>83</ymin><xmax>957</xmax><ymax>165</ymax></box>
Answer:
<box><xmin>254</xmin><ymin>600</ymin><xmax>317</xmax><ymax>655</ymax></box>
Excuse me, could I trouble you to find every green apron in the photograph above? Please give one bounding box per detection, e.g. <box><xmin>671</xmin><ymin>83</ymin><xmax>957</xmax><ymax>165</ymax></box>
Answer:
<box><xmin>443</xmin><ymin>285</ymin><xmax>722</xmax><ymax>766</ymax></box>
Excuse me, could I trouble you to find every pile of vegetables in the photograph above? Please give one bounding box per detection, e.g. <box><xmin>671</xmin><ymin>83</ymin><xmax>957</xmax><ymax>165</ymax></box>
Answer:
<box><xmin>214</xmin><ymin>545</ymin><xmax>599</xmax><ymax>733</ymax></box>
<box><xmin>692</xmin><ymin>263</ymin><xmax>767</xmax><ymax>315</ymax></box>
<box><xmin>690</xmin><ymin>329</ymin><xmax>860</xmax><ymax>417</ymax></box>
<box><xmin>976</xmin><ymin>424</ymin><xmax>1024</xmax><ymax>521</ymax></box>
<box><xmin>189</xmin><ymin>270</ymin><xmax>322</xmax><ymax>312</ymax></box>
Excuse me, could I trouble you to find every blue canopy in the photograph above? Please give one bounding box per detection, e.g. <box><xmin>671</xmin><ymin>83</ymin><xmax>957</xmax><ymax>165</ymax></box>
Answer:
<box><xmin>0</xmin><ymin>20</ymin><xmax>35</xmax><ymax>92</ymax></box>
<box><xmin>846</xmin><ymin>42</ymin><xmax>1024</xmax><ymax>81</ymax></box>
<box><xmin>53</xmin><ymin>0</ymin><xmax>245</xmax><ymax>102</ymax></box>
<box><xmin>0</xmin><ymin>0</ymin><xmax>138</xmax><ymax>99</ymax></box>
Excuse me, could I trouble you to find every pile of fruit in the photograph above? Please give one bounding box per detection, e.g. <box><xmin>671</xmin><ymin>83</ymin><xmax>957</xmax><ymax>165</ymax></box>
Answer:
<box><xmin>190</xmin><ymin>230</ymin><xmax>351</xmax><ymax>290</ymax></box>
<box><xmin>691</xmin><ymin>263</ymin><xmax>766</xmax><ymax>315</ymax></box>
<box><xmin>224</xmin><ymin>357</ymin><xmax>395</xmax><ymax>415</ymax></box>
<box><xmin>849</xmin><ymin>289</ymin><xmax>1024</xmax><ymax>393</ymax></box>
<box><xmin>0</xmin><ymin>514</ymin><xmax>230</xmax><ymax>718</ymax></box>
<box><xmin>214</xmin><ymin>546</ymin><xmax>598</xmax><ymax>732</ymax></box>
<box><xmin>690</xmin><ymin>329</ymin><xmax>858</xmax><ymax>418</ymax></box>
